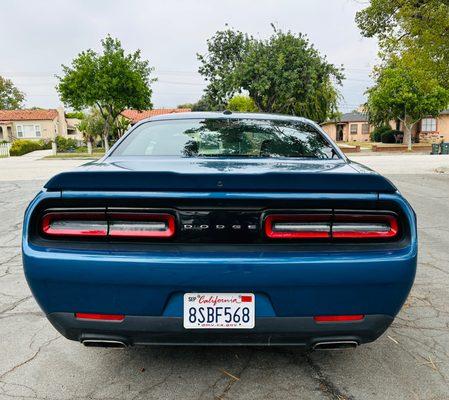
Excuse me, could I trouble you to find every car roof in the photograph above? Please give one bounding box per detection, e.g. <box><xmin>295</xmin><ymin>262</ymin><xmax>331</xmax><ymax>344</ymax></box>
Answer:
<box><xmin>139</xmin><ymin>111</ymin><xmax>314</xmax><ymax>125</ymax></box>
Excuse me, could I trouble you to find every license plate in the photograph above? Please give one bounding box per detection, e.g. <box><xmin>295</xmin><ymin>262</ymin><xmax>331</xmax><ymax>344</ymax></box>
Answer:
<box><xmin>183</xmin><ymin>293</ymin><xmax>255</xmax><ymax>329</ymax></box>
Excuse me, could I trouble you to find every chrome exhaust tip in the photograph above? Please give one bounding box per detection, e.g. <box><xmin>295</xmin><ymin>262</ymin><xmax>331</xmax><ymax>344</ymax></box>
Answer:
<box><xmin>313</xmin><ymin>340</ymin><xmax>358</xmax><ymax>350</ymax></box>
<box><xmin>82</xmin><ymin>339</ymin><xmax>128</xmax><ymax>348</ymax></box>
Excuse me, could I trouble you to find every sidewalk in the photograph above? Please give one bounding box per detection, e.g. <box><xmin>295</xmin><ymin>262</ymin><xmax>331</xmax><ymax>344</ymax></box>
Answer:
<box><xmin>0</xmin><ymin>153</ymin><xmax>85</xmax><ymax>182</ymax></box>
<box><xmin>350</xmin><ymin>154</ymin><xmax>449</xmax><ymax>174</ymax></box>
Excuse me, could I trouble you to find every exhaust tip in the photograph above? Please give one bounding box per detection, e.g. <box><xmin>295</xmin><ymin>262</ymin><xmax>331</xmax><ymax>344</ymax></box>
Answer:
<box><xmin>313</xmin><ymin>341</ymin><xmax>358</xmax><ymax>350</ymax></box>
<box><xmin>82</xmin><ymin>339</ymin><xmax>128</xmax><ymax>348</ymax></box>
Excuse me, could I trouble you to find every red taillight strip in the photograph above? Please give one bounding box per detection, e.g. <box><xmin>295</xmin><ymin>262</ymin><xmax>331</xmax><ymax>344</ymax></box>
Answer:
<box><xmin>332</xmin><ymin>214</ymin><xmax>398</xmax><ymax>239</ymax></box>
<box><xmin>75</xmin><ymin>313</ymin><xmax>125</xmax><ymax>322</ymax></box>
<box><xmin>41</xmin><ymin>212</ymin><xmax>107</xmax><ymax>237</ymax></box>
<box><xmin>264</xmin><ymin>213</ymin><xmax>399</xmax><ymax>240</ymax></box>
<box><xmin>265</xmin><ymin>214</ymin><xmax>331</xmax><ymax>239</ymax></box>
<box><xmin>314</xmin><ymin>315</ymin><xmax>365</xmax><ymax>323</ymax></box>
<box><xmin>41</xmin><ymin>212</ymin><xmax>176</xmax><ymax>239</ymax></box>
<box><xmin>108</xmin><ymin>213</ymin><xmax>175</xmax><ymax>238</ymax></box>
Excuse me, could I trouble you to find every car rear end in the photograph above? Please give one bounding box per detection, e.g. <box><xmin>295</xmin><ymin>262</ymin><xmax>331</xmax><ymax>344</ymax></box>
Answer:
<box><xmin>22</xmin><ymin>113</ymin><xmax>417</xmax><ymax>349</ymax></box>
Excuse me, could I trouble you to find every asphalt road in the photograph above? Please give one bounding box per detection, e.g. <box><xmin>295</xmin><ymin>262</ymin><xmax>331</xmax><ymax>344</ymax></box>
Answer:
<box><xmin>1</xmin><ymin>158</ymin><xmax>449</xmax><ymax>399</ymax></box>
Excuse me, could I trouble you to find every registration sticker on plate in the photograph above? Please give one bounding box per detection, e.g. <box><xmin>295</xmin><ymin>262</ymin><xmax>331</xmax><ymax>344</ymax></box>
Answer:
<box><xmin>183</xmin><ymin>293</ymin><xmax>255</xmax><ymax>329</ymax></box>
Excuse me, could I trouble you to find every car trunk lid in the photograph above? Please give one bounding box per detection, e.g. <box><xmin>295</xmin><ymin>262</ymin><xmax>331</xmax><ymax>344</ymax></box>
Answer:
<box><xmin>44</xmin><ymin>157</ymin><xmax>397</xmax><ymax>193</ymax></box>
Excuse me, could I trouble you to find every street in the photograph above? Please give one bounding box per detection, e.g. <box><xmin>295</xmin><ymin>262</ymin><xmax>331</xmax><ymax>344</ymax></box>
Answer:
<box><xmin>0</xmin><ymin>156</ymin><xmax>448</xmax><ymax>399</ymax></box>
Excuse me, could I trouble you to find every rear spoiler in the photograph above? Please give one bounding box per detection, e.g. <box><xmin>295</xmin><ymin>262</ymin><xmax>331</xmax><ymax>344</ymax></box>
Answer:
<box><xmin>44</xmin><ymin>171</ymin><xmax>397</xmax><ymax>193</ymax></box>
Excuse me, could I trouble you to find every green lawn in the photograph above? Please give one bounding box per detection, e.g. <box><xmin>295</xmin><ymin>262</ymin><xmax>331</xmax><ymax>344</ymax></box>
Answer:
<box><xmin>44</xmin><ymin>152</ymin><xmax>105</xmax><ymax>160</ymax></box>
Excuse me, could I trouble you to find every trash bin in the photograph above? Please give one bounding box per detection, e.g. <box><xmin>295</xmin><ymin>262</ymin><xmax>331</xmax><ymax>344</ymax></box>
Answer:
<box><xmin>431</xmin><ymin>143</ymin><xmax>440</xmax><ymax>155</ymax></box>
<box><xmin>441</xmin><ymin>143</ymin><xmax>449</xmax><ymax>155</ymax></box>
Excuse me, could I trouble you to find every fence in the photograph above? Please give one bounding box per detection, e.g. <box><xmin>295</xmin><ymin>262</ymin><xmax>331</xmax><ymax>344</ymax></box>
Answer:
<box><xmin>0</xmin><ymin>142</ymin><xmax>11</xmax><ymax>157</ymax></box>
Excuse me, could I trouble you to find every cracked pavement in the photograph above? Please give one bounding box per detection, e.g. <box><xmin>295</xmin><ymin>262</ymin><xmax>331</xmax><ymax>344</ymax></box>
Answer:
<box><xmin>0</xmin><ymin>157</ymin><xmax>449</xmax><ymax>399</ymax></box>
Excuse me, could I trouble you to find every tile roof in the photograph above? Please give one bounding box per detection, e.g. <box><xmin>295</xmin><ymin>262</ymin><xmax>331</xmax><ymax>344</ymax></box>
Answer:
<box><xmin>121</xmin><ymin>108</ymin><xmax>191</xmax><ymax>124</ymax></box>
<box><xmin>0</xmin><ymin>109</ymin><xmax>58</xmax><ymax>121</ymax></box>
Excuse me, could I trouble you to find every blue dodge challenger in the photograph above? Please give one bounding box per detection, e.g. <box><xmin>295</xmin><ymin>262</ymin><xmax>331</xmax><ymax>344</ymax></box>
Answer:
<box><xmin>23</xmin><ymin>112</ymin><xmax>417</xmax><ymax>349</ymax></box>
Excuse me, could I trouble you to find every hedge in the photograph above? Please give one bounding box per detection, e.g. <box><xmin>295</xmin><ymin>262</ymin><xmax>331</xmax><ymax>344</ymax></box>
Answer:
<box><xmin>10</xmin><ymin>139</ymin><xmax>51</xmax><ymax>156</ymax></box>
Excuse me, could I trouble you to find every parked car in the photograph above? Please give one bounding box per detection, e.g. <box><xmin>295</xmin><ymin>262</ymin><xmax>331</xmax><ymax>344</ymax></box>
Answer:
<box><xmin>23</xmin><ymin>112</ymin><xmax>417</xmax><ymax>349</ymax></box>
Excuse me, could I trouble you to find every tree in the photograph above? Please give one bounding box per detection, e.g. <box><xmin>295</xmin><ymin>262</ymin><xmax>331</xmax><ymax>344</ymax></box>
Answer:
<box><xmin>187</xmin><ymin>94</ymin><xmax>220</xmax><ymax>111</ymax></box>
<box><xmin>65</xmin><ymin>111</ymin><xmax>85</xmax><ymax>119</ymax></box>
<box><xmin>77</xmin><ymin>108</ymin><xmax>105</xmax><ymax>154</ymax></box>
<box><xmin>366</xmin><ymin>60</ymin><xmax>449</xmax><ymax>150</ymax></box>
<box><xmin>0</xmin><ymin>76</ymin><xmax>25</xmax><ymax>109</ymax></box>
<box><xmin>356</xmin><ymin>0</ymin><xmax>449</xmax><ymax>86</ymax></box>
<box><xmin>226</xmin><ymin>95</ymin><xmax>258</xmax><ymax>112</ymax></box>
<box><xmin>177</xmin><ymin>103</ymin><xmax>195</xmax><ymax>109</ymax></box>
<box><xmin>197</xmin><ymin>28</ymin><xmax>252</xmax><ymax>109</ymax></box>
<box><xmin>113</xmin><ymin>115</ymin><xmax>131</xmax><ymax>139</ymax></box>
<box><xmin>57</xmin><ymin>36</ymin><xmax>155</xmax><ymax>151</ymax></box>
<box><xmin>197</xmin><ymin>28</ymin><xmax>343</xmax><ymax>122</ymax></box>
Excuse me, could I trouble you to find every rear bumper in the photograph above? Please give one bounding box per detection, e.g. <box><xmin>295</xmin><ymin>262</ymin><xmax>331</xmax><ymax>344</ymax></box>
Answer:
<box><xmin>48</xmin><ymin>312</ymin><xmax>393</xmax><ymax>347</ymax></box>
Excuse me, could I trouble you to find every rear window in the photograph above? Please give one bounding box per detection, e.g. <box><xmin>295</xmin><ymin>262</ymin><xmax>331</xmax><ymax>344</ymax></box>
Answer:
<box><xmin>112</xmin><ymin>118</ymin><xmax>339</xmax><ymax>159</ymax></box>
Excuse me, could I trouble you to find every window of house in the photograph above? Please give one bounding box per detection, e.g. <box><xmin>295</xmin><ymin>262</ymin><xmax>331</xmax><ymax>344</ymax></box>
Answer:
<box><xmin>34</xmin><ymin>125</ymin><xmax>41</xmax><ymax>137</ymax></box>
<box><xmin>350</xmin><ymin>124</ymin><xmax>358</xmax><ymax>134</ymax></box>
<box><xmin>421</xmin><ymin>118</ymin><xmax>437</xmax><ymax>132</ymax></box>
<box><xmin>362</xmin><ymin>124</ymin><xmax>370</xmax><ymax>135</ymax></box>
<box><xmin>16</xmin><ymin>125</ymin><xmax>41</xmax><ymax>138</ymax></box>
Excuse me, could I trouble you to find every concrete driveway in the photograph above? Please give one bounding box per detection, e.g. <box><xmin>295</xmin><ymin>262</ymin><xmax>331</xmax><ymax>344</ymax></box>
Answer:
<box><xmin>0</xmin><ymin>155</ymin><xmax>448</xmax><ymax>399</ymax></box>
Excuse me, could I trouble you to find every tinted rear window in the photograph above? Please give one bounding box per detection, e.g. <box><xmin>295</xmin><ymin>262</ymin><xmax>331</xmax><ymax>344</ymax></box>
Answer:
<box><xmin>112</xmin><ymin>118</ymin><xmax>339</xmax><ymax>159</ymax></box>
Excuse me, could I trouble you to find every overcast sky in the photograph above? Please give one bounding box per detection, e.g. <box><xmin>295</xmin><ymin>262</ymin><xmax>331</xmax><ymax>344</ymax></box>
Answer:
<box><xmin>0</xmin><ymin>0</ymin><xmax>378</xmax><ymax>113</ymax></box>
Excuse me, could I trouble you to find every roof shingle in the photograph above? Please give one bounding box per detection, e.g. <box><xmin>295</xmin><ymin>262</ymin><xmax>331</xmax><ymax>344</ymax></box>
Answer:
<box><xmin>337</xmin><ymin>111</ymin><xmax>369</xmax><ymax>123</ymax></box>
<box><xmin>121</xmin><ymin>108</ymin><xmax>191</xmax><ymax>124</ymax></box>
<box><xmin>0</xmin><ymin>109</ymin><xmax>58</xmax><ymax>121</ymax></box>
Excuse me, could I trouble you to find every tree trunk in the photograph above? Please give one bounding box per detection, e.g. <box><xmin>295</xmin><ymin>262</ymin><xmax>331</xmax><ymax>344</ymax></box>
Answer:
<box><xmin>403</xmin><ymin>123</ymin><xmax>413</xmax><ymax>151</ymax></box>
<box><xmin>103</xmin><ymin>135</ymin><xmax>110</xmax><ymax>152</ymax></box>
<box><xmin>102</xmin><ymin>118</ymin><xmax>111</xmax><ymax>153</ymax></box>
<box><xmin>87</xmin><ymin>141</ymin><xmax>92</xmax><ymax>155</ymax></box>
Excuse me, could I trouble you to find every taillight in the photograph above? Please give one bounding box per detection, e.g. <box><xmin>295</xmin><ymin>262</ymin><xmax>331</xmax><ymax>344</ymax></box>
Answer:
<box><xmin>41</xmin><ymin>212</ymin><xmax>176</xmax><ymax>239</ymax></box>
<box><xmin>332</xmin><ymin>214</ymin><xmax>398</xmax><ymax>239</ymax></box>
<box><xmin>264</xmin><ymin>213</ymin><xmax>399</xmax><ymax>240</ymax></box>
<box><xmin>108</xmin><ymin>213</ymin><xmax>175</xmax><ymax>238</ymax></box>
<box><xmin>41</xmin><ymin>213</ymin><xmax>107</xmax><ymax>237</ymax></box>
<box><xmin>265</xmin><ymin>214</ymin><xmax>331</xmax><ymax>239</ymax></box>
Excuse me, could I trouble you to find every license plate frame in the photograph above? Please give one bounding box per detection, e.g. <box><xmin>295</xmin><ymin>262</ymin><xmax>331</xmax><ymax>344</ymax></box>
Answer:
<box><xmin>183</xmin><ymin>293</ymin><xmax>255</xmax><ymax>329</ymax></box>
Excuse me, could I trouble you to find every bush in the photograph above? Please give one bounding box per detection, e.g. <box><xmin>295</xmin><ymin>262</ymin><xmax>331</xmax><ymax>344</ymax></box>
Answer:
<box><xmin>10</xmin><ymin>140</ymin><xmax>43</xmax><ymax>156</ymax></box>
<box><xmin>74</xmin><ymin>146</ymin><xmax>88</xmax><ymax>153</ymax></box>
<box><xmin>37</xmin><ymin>139</ymin><xmax>52</xmax><ymax>150</ymax></box>
<box><xmin>370</xmin><ymin>125</ymin><xmax>390</xmax><ymax>142</ymax></box>
<box><xmin>381</xmin><ymin>130</ymin><xmax>403</xmax><ymax>144</ymax></box>
<box><xmin>227</xmin><ymin>95</ymin><xmax>258</xmax><ymax>112</ymax></box>
<box><xmin>55</xmin><ymin>136</ymin><xmax>78</xmax><ymax>152</ymax></box>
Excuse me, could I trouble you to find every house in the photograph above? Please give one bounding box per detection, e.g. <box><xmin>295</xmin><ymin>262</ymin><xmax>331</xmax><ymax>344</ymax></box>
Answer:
<box><xmin>321</xmin><ymin>110</ymin><xmax>449</xmax><ymax>143</ymax></box>
<box><xmin>0</xmin><ymin>107</ymin><xmax>75</xmax><ymax>142</ymax></box>
<box><xmin>65</xmin><ymin>117</ymin><xmax>84</xmax><ymax>143</ymax></box>
<box><xmin>321</xmin><ymin>111</ymin><xmax>372</xmax><ymax>143</ymax></box>
<box><xmin>416</xmin><ymin>110</ymin><xmax>449</xmax><ymax>143</ymax></box>
<box><xmin>121</xmin><ymin>108</ymin><xmax>191</xmax><ymax>125</ymax></box>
